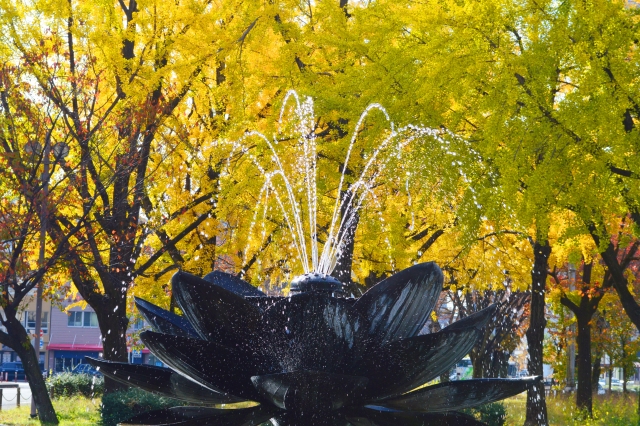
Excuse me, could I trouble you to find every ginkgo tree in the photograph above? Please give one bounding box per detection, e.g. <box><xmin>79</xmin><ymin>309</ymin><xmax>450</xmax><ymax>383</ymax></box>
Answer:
<box><xmin>116</xmin><ymin>1</ymin><xmax>640</xmax><ymax>422</ymax></box>
<box><xmin>2</xmin><ymin>4</ymin><xmax>640</xmax><ymax>423</ymax></box>
<box><xmin>367</xmin><ymin>0</ymin><xmax>640</xmax><ymax>422</ymax></box>
<box><xmin>0</xmin><ymin>0</ymin><xmax>244</xmax><ymax>392</ymax></box>
<box><xmin>0</xmin><ymin>0</ymin><xmax>463</xmax><ymax>395</ymax></box>
<box><xmin>0</xmin><ymin>63</ymin><xmax>90</xmax><ymax>423</ymax></box>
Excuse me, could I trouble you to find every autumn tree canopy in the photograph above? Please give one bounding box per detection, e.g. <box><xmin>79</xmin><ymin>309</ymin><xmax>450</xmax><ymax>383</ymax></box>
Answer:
<box><xmin>2</xmin><ymin>4</ymin><xmax>640</xmax><ymax>424</ymax></box>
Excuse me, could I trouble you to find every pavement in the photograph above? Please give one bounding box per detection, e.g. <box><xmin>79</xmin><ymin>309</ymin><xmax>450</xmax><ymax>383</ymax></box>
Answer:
<box><xmin>0</xmin><ymin>382</ymin><xmax>32</xmax><ymax>411</ymax></box>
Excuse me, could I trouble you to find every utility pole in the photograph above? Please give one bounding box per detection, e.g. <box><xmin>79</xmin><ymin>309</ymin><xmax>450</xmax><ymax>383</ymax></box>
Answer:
<box><xmin>30</xmin><ymin>127</ymin><xmax>67</xmax><ymax>418</ymax></box>
<box><xmin>566</xmin><ymin>263</ymin><xmax>576</xmax><ymax>393</ymax></box>
<box><xmin>30</xmin><ymin>131</ymin><xmax>50</xmax><ymax>418</ymax></box>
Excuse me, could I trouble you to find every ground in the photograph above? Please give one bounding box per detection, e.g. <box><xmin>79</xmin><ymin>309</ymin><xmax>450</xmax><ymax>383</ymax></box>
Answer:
<box><xmin>0</xmin><ymin>396</ymin><xmax>100</xmax><ymax>425</ymax></box>
<box><xmin>0</xmin><ymin>384</ymin><xmax>31</xmax><ymax>411</ymax></box>
<box><xmin>0</xmin><ymin>393</ymin><xmax>638</xmax><ymax>425</ymax></box>
<box><xmin>505</xmin><ymin>393</ymin><xmax>639</xmax><ymax>425</ymax></box>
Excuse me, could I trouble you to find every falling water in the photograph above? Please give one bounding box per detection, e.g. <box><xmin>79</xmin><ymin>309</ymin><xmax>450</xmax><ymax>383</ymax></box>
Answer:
<box><xmin>222</xmin><ymin>90</ymin><xmax>450</xmax><ymax>278</ymax></box>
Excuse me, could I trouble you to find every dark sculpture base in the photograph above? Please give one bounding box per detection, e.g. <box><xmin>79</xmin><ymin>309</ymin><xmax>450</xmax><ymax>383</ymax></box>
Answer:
<box><xmin>88</xmin><ymin>262</ymin><xmax>538</xmax><ymax>425</ymax></box>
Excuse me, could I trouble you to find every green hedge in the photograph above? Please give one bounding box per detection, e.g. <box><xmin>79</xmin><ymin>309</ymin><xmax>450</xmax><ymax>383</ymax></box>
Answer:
<box><xmin>100</xmin><ymin>388</ymin><xmax>181</xmax><ymax>426</ymax></box>
<box><xmin>46</xmin><ymin>372</ymin><xmax>104</xmax><ymax>398</ymax></box>
<box><xmin>462</xmin><ymin>402</ymin><xmax>507</xmax><ymax>426</ymax></box>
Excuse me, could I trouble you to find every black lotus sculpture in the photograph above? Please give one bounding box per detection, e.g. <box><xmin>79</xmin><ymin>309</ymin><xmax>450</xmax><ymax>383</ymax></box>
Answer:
<box><xmin>88</xmin><ymin>262</ymin><xmax>537</xmax><ymax>425</ymax></box>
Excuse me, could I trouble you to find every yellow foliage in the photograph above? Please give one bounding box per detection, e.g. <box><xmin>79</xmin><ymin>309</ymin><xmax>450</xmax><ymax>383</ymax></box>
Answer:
<box><xmin>1</xmin><ymin>0</ymin><xmax>639</xmax><ymax>321</ymax></box>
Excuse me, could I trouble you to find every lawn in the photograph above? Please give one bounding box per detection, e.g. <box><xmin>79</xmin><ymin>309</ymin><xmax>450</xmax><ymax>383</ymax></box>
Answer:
<box><xmin>0</xmin><ymin>393</ymin><xmax>638</xmax><ymax>425</ymax></box>
<box><xmin>505</xmin><ymin>392</ymin><xmax>640</xmax><ymax>425</ymax></box>
<box><xmin>0</xmin><ymin>396</ymin><xmax>100</xmax><ymax>425</ymax></box>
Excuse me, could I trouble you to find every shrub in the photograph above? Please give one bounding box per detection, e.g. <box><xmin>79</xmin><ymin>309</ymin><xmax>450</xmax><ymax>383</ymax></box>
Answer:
<box><xmin>462</xmin><ymin>402</ymin><xmax>507</xmax><ymax>426</ymax></box>
<box><xmin>100</xmin><ymin>388</ymin><xmax>182</xmax><ymax>426</ymax></box>
<box><xmin>47</xmin><ymin>372</ymin><xmax>104</xmax><ymax>398</ymax></box>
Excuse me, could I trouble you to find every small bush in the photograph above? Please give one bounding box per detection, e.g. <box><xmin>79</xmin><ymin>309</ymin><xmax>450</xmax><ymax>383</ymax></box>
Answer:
<box><xmin>47</xmin><ymin>372</ymin><xmax>104</xmax><ymax>398</ymax></box>
<box><xmin>100</xmin><ymin>388</ymin><xmax>181</xmax><ymax>426</ymax></box>
<box><xmin>462</xmin><ymin>402</ymin><xmax>507</xmax><ymax>426</ymax></box>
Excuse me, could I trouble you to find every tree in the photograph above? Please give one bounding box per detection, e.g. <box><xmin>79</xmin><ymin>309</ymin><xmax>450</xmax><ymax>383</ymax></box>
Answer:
<box><xmin>3</xmin><ymin>3</ymin><xmax>637</xmax><ymax>419</ymax></box>
<box><xmin>368</xmin><ymin>0</ymin><xmax>640</xmax><ymax>422</ymax></box>
<box><xmin>552</xmin><ymin>260</ymin><xmax>606</xmax><ymax>415</ymax></box>
<box><xmin>0</xmin><ymin>63</ymin><xmax>93</xmax><ymax>423</ymax></box>
<box><xmin>452</xmin><ymin>288</ymin><xmax>530</xmax><ymax>379</ymax></box>
<box><xmin>601</xmin><ymin>295</ymin><xmax>640</xmax><ymax>394</ymax></box>
<box><xmin>0</xmin><ymin>1</ymin><xmax>478</xmax><ymax>395</ymax></box>
<box><xmin>0</xmin><ymin>0</ymin><xmax>233</xmax><ymax>391</ymax></box>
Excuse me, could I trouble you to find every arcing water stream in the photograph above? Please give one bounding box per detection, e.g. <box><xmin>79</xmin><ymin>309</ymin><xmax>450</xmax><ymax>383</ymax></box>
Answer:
<box><xmin>221</xmin><ymin>90</ymin><xmax>450</xmax><ymax>282</ymax></box>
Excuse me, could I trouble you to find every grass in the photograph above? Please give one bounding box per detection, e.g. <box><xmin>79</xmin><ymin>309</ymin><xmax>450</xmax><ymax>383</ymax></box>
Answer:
<box><xmin>0</xmin><ymin>396</ymin><xmax>100</xmax><ymax>425</ymax></box>
<box><xmin>0</xmin><ymin>393</ymin><xmax>638</xmax><ymax>425</ymax></box>
<box><xmin>504</xmin><ymin>392</ymin><xmax>640</xmax><ymax>425</ymax></box>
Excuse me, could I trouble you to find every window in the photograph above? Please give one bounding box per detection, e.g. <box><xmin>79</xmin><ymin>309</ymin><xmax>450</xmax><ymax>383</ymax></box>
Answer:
<box><xmin>131</xmin><ymin>318</ymin><xmax>145</xmax><ymax>331</ymax></box>
<box><xmin>23</xmin><ymin>311</ymin><xmax>48</xmax><ymax>334</ymax></box>
<box><xmin>68</xmin><ymin>311</ymin><xmax>83</xmax><ymax>327</ymax></box>
<box><xmin>68</xmin><ymin>311</ymin><xmax>98</xmax><ymax>328</ymax></box>
<box><xmin>147</xmin><ymin>354</ymin><xmax>163</xmax><ymax>367</ymax></box>
<box><xmin>83</xmin><ymin>312</ymin><xmax>98</xmax><ymax>327</ymax></box>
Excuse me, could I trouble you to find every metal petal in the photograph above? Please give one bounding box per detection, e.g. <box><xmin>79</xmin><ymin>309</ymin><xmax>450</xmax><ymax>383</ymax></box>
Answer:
<box><xmin>203</xmin><ymin>270</ymin><xmax>266</xmax><ymax>297</ymax></box>
<box><xmin>120</xmin><ymin>406</ymin><xmax>276</xmax><ymax>426</ymax></box>
<box><xmin>245</xmin><ymin>296</ymin><xmax>285</xmax><ymax>311</ymax></box>
<box><xmin>444</xmin><ymin>304</ymin><xmax>498</xmax><ymax>332</ymax></box>
<box><xmin>376</xmin><ymin>377</ymin><xmax>539</xmax><ymax>413</ymax></box>
<box><xmin>351</xmin><ymin>262</ymin><xmax>443</xmax><ymax>345</ymax></box>
<box><xmin>359</xmin><ymin>304</ymin><xmax>498</xmax><ymax>399</ymax></box>
<box><xmin>251</xmin><ymin>371</ymin><xmax>368</xmax><ymax>412</ymax></box>
<box><xmin>346</xmin><ymin>407</ymin><xmax>487</xmax><ymax>426</ymax></box>
<box><xmin>84</xmin><ymin>357</ymin><xmax>242</xmax><ymax>404</ymax></box>
<box><xmin>260</xmin><ymin>294</ymin><xmax>361</xmax><ymax>373</ymax></box>
<box><xmin>135</xmin><ymin>297</ymin><xmax>199</xmax><ymax>338</ymax></box>
<box><xmin>268</xmin><ymin>411</ymin><xmax>352</xmax><ymax>426</ymax></box>
<box><xmin>358</xmin><ymin>328</ymin><xmax>479</xmax><ymax>400</ymax></box>
<box><xmin>172</xmin><ymin>271</ymin><xmax>262</xmax><ymax>343</ymax></box>
<box><xmin>140</xmin><ymin>330</ymin><xmax>274</xmax><ymax>401</ymax></box>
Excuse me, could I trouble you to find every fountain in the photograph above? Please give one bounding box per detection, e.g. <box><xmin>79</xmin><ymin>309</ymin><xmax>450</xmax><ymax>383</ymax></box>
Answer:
<box><xmin>87</xmin><ymin>92</ymin><xmax>537</xmax><ymax>425</ymax></box>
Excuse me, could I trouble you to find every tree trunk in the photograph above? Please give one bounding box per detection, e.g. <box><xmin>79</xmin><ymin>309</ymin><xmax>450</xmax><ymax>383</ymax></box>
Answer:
<box><xmin>471</xmin><ymin>353</ymin><xmax>484</xmax><ymax>379</ymax></box>
<box><xmin>592</xmin><ymin>348</ymin><xmax>602</xmax><ymax>394</ymax></box>
<box><xmin>558</xmin><ymin>261</ymin><xmax>601</xmax><ymax>416</ymax></box>
<box><xmin>525</xmin><ymin>240</ymin><xmax>550</xmax><ymax>426</ymax></box>
<box><xmin>96</xmin><ymin>296</ymin><xmax>129</xmax><ymax>393</ymax></box>
<box><xmin>576</xmin><ymin>313</ymin><xmax>593</xmax><ymax>414</ymax></box>
<box><xmin>1</xmin><ymin>316</ymin><xmax>58</xmax><ymax>424</ymax></box>
<box><xmin>491</xmin><ymin>350</ymin><xmax>511</xmax><ymax>378</ymax></box>
<box><xmin>623</xmin><ymin>365</ymin><xmax>628</xmax><ymax>393</ymax></box>
<box><xmin>609</xmin><ymin>368</ymin><xmax>613</xmax><ymax>393</ymax></box>
<box><xmin>591</xmin><ymin>314</ymin><xmax>605</xmax><ymax>394</ymax></box>
<box><xmin>472</xmin><ymin>349</ymin><xmax>508</xmax><ymax>379</ymax></box>
<box><xmin>588</xmin><ymin>231</ymin><xmax>640</xmax><ymax>331</ymax></box>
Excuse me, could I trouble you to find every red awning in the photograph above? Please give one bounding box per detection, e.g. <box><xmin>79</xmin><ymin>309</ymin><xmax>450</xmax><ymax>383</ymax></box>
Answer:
<box><xmin>47</xmin><ymin>343</ymin><xmax>150</xmax><ymax>353</ymax></box>
<box><xmin>47</xmin><ymin>344</ymin><xmax>103</xmax><ymax>351</ymax></box>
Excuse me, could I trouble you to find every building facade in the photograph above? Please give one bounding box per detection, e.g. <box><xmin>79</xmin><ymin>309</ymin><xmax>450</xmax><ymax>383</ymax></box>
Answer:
<box><xmin>46</xmin><ymin>300</ymin><xmax>103</xmax><ymax>373</ymax></box>
<box><xmin>0</xmin><ymin>292</ymin><xmax>50</xmax><ymax>368</ymax></box>
<box><xmin>1</xmin><ymin>294</ymin><xmax>159</xmax><ymax>376</ymax></box>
